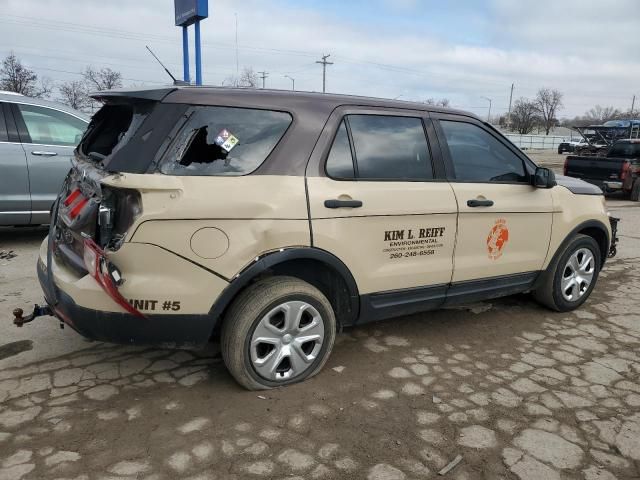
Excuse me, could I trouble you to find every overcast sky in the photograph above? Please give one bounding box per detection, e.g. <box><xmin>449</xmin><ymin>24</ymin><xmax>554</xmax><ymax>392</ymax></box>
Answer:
<box><xmin>1</xmin><ymin>0</ymin><xmax>638</xmax><ymax>118</ymax></box>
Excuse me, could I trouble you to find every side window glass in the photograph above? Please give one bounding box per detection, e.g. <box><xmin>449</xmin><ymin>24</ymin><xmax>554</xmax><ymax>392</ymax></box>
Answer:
<box><xmin>161</xmin><ymin>106</ymin><xmax>291</xmax><ymax>176</ymax></box>
<box><xmin>325</xmin><ymin>121</ymin><xmax>355</xmax><ymax>179</ymax></box>
<box><xmin>17</xmin><ymin>104</ymin><xmax>86</xmax><ymax>146</ymax></box>
<box><xmin>440</xmin><ymin>120</ymin><xmax>527</xmax><ymax>183</ymax></box>
<box><xmin>348</xmin><ymin>115</ymin><xmax>433</xmax><ymax>180</ymax></box>
<box><xmin>0</xmin><ymin>103</ymin><xmax>8</xmax><ymax>142</ymax></box>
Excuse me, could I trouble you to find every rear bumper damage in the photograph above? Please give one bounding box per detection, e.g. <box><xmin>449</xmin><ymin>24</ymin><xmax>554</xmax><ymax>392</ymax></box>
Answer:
<box><xmin>36</xmin><ymin>258</ymin><xmax>215</xmax><ymax>347</ymax></box>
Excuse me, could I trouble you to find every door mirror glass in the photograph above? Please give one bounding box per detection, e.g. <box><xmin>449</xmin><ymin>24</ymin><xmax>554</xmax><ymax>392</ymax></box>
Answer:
<box><xmin>533</xmin><ymin>167</ymin><xmax>556</xmax><ymax>188</ymax></box>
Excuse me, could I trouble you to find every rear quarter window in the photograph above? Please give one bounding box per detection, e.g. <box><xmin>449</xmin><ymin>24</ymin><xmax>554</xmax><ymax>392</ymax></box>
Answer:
<box><xmin>160</xmin><ymin>106</ymin><xmax>292</xmax><ymax>176</ymax></box>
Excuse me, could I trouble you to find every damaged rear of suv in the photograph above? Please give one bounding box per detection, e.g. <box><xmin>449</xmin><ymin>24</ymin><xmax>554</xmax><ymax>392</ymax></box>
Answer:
<box><xmin>33</xmin><ymin>87</ymin><xmax>301</xmax><ymax>352</ymax></box>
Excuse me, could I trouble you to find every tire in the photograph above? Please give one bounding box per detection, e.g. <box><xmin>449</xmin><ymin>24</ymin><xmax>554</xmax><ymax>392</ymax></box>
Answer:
<box><xmin>557</xmin><ymin>147</ymin><xmax>564</xmax><ymax>154</ymax></box>
<box><xmin>221</xmin><ymin>276</ymin><xmax>336</xmax><ymax>390</ymax></box>
<box><xmin>533</xmin><ymin>234</ymin><xmax>601</xmax><ymax>312</ymax></box>
<box><xmin>630</xmin><ymin>179</ymin><xmax>640</xmax><ymax>201</ymax></box>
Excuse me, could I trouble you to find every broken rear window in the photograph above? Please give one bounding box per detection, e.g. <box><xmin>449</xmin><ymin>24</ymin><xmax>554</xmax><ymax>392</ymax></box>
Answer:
<box><xmin>160</xmin><ymin>106</ymin><xmax>292</xmax><ymax>176</ymax></box>
<box><xmin>80</xmin><ymin>103</ymin><xmax>153</xmax><ymax>164</ymax></box>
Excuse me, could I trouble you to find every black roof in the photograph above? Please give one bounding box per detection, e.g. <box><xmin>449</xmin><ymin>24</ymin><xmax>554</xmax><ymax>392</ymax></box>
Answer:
<box><xmin>92</xmin><ymin>85</ymin><xmax>477</xmax><ymax>119</ymax></box>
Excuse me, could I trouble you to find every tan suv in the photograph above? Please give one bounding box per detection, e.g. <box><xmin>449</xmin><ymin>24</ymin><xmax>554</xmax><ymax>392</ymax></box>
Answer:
<box><xmin>21</xmin><ymin>87</ymin><xmax>618</xmax><ymax>390</ymax></box>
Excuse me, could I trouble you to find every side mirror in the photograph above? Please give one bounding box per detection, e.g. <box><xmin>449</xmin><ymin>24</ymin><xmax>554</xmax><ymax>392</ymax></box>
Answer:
<box><xmin>533</xmin><ymin>167</ymin><xmax>556</xmax><ymax>189</ymax></box>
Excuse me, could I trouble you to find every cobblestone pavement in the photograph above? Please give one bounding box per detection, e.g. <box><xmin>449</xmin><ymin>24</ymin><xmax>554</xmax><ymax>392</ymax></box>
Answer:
<box><xmin>0</xmin><ymin>254</ymin><xmax>638</xmax><ymax>480</ymax></box>
<box><xmin>1</xmin><ymin>199</ymin><xmax>639</xmax><ymax>480</ymax></box>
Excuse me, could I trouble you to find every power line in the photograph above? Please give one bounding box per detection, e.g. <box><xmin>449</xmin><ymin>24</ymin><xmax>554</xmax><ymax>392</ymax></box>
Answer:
<box><xmin>316</xmin><ymin>54</ymin><xmax>333</xmax><ymax>94</ymax></box>
<box><xmin>1</xmin><ymin>15</ymin><xmax>635</xmax><ymax>104</ymax></box>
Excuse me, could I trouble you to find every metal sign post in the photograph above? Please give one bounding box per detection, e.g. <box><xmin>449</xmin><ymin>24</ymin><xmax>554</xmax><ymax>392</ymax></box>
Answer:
<box><xmin>182</xmin><ymin>26</ymin><xmax>190</xmax><ymax>83</ymax></box>
<box><xmin>174</xmin><ymin>0</ymin><xmax>208</xmax><ymax>85</ymax></box>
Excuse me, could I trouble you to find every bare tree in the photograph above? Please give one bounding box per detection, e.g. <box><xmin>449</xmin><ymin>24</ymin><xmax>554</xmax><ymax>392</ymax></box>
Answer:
<box><xmin>37</xmin><ymin>76</ymin><xmax>54</xmax><ymax>98</ymax></box>
<box><xmin>425</xmin><ymin>98</ymin><xmax>450</xmax><ymax>107</ymax></box>
<box><xmin>511</xmin><ymin>98</ymin><xmax>539</xmax><ymax>135</ymax></box>
<box><xmin>584</xmin><ymin>105</ymin><xmax>623</xmax><ymax>123</ymax></box>
<box><xmin>58</xmin><ymin>80</ymin><xmax>89</xmax><ymax>110</ymax></box>
<box><xmin>83</xmin><ymin>66</ymin><xmax>123</xmax><ymax>91</ymax></box>
<box><xmin>534</xmin><ymin>88</ymin><xmax>563</xmax><ymax>135</ymax></box>
<box><xmin>223</xmin><ymin>66</ymin><xmax>259</xmax><ymax>88</ymax></box>
<box><xmin>0</xmin><ymin>53</ymin><xmax>38</xmax><ymax>96</ymax></box>
<box><xmin>238</xmin><ymin>67</ymin><xmax>258</xmax><ymax>88</ymax></box>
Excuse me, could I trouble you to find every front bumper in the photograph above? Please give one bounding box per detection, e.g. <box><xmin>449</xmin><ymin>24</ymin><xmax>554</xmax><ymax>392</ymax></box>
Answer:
<box><xmin>603</xmin><ymin>181</ymin><xmax>623</xmax><ymax>191</ymax></box>
<box><xmin>37</xmin><ymin>257</ymin><xmax>216</xmax><ymax>347</ymax></box>
<box><xmin>608</xmin><ymin>216</ymin><xmax>619</xmax><ymax>258</ymax></box>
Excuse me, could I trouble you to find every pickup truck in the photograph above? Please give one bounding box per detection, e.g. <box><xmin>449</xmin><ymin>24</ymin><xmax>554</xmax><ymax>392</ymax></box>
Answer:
<box><xmin>558</xmin><ymin>138</ymin><xmax>587</xmax><ymax>154</ymax></box>
<box><xmin>565</xmin><ymin>139</ymin><xmax>640</xmax><ymax>200</ymax></box>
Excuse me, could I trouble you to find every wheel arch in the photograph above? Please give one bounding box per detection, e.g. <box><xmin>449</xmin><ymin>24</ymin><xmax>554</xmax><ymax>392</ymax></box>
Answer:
<box><xmin>209</xmin><ymin>248</ymin><xmax>360</xmax><ymax>334</ymax></box>
<box><xmin>576</xmin><ymin>224</ymin><xmax>609</xmax><ymax>266</ymax></box>
<box><xmin>536</xmin><ymin>219</ymin><xmax>610</xmax><ymax>291</ymax></box>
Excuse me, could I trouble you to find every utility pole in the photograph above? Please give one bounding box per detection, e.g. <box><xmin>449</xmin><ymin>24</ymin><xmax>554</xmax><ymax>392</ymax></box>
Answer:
<box><xmin>316</xmin><ymin>54</ymin><xmax>333</xmax><ymax>93</ymax></box>
<box><xmin>284</xmin><ymin>75</ymin><xmax>295</xmax><ymax>91</ymax></box>
<box><xmin>481</xmin><ymin>96</ymin><xmax>492</xmax><ymax>123</ymax></box>
<box><xmin>632</xmin><ymin>95</ymin><xmax>636</xmax><ymax>116</ymax></box>
<box><xmin>507</xmin><ymin>83</ymin><xmax>514</xmax><ymax>129</ymax></box>
<box><xmin>234</xmin><ymin>13</ymin><xmax>239</xmax><ymax>85</ymax></box>
<box><xmin>258</xmin><ymin>71</ymin><xmax>268</xmax><ymax>89</ymax></box>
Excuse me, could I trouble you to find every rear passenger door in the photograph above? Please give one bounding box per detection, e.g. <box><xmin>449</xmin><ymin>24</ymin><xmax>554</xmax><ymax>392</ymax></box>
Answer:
<box><xmin>433</xmin><ymin>115</ymin><xmax>553</xmax><ymax>290</ymax></box>
<box><xmin>0</xmin><ymin>102</ymin><xmax>30</xmax><ymax>225</ymax></box>
<box><xmin>307</xmin><ymin>108</ymin><xmax>458</xmax><ymax>321</ymax></box>
<box><xmin>12</xmin><ymin>102</ymin><xmax>87</xmax><ymax>224</ymax></box>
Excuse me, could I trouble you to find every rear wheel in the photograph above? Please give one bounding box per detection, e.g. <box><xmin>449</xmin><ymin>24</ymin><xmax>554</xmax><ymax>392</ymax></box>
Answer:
<box><xmin>533</xmin><ymin>234</ymin><xmax>601</xmax><ymax>312</ymax></box>
<box><xmin>221</xmin><ymin>276</ymin><xmax>336</xmax><ymax>390</ymax></box>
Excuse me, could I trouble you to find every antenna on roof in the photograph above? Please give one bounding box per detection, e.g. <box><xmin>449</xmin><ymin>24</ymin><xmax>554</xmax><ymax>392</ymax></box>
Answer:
<box><xmin>145</xmin><ymin>45</ymin><xmax>189</xmax><ymax>86</ymax></box>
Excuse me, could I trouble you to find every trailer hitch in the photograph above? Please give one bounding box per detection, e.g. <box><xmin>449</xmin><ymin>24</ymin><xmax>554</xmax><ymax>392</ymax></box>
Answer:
<box><xmin>13</xmin><ymin>304</ymin><xmax>53</xmax><ymax>327</ymax></box>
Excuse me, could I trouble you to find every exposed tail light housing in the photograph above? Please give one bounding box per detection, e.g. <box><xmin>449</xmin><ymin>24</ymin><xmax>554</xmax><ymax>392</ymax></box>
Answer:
<box><xmin>63</xmin><ymin>188</ymin><xmax>82</xmax><ymax>206</ymax></box>
<box><xmin>97</xmin><ymin>187</ymin><xmax>142</xmax><ymax>249</ymax></box>
<box><xmin>83</xmin><ymin>238</ymin><xmax>145</xmax><ymax>318</ymax></box>
<box><xmin>68</xmin><ymin>197</ymin><xmax>89</xmax><ymax>219</ymax></box>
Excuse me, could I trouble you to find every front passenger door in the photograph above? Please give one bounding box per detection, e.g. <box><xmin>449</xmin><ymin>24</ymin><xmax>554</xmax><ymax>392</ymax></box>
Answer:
<box><xmin>434</xmin><ymin>117</ymin><xmax>553</xmax><ymax>288</ymax></box>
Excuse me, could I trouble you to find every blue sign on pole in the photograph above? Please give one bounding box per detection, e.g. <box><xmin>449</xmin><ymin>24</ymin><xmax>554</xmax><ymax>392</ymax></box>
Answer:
<box><xmin>175</xmin><ymin>0</ymin><xmax>208</xmax><ymax>85</ymax></box>
<box><xmin>175</xmin><ymin>0</ymin><xmax>208</xmax><ymax>26</ymax></box>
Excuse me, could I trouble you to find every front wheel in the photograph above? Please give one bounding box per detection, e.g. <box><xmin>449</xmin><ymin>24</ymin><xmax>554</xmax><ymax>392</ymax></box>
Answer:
<box><xmin>221</xmin><ymin>276</ymin><xmax>336</xmax><ymax>390</ymax></box>
<box><xmin>533</xmin><ymin>234</ymin><xmax>601</xmax><ymax>312</ymax></box>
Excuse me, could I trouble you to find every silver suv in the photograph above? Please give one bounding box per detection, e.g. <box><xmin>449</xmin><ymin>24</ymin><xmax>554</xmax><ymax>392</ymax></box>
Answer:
<box><xmin>0</xmin><ymin>91</ymin><xmax>88</xmax><ymax>226</ymax></box>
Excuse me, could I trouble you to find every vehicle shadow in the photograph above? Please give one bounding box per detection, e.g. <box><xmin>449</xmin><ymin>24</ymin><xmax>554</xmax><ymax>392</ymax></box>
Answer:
<box><xmin>0</xmin><ymin>226</ymin><xmax>48</xmax><ymax>245</ymax></box>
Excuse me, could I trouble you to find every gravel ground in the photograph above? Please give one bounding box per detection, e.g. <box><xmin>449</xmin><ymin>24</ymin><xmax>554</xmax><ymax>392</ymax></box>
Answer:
<box><xmin>0</xmin><ymin>182</ymin><xmax>639</xmax><ymax>479</ymax></box>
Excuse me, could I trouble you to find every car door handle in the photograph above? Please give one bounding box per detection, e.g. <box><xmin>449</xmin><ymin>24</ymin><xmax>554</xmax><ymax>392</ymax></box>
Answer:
<box><xmin>467</xmin><ymin>199</ymin><xmax>494</xmax><ymax>207</ymax></box>
<box><xmin>31</xmin><ymin>151</ymin><xmax>58</xmax><ymax>157</ymax></box>
<box><xmin>324</xmin><ymin>199</ymin><xmax>363</xmax><ymax>209</ymax></box>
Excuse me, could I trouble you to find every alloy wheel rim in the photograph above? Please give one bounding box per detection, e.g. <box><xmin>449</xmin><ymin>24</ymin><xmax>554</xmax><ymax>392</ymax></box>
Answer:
<box><xmin>561</xmin><ymin>247</ymin><xmax>595</xmax><ymax>302</ymax></box>
<box><xmin>250</xmin><ymin>301</ymin><xmax>324</xmax><ymax>382</ymax></box>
